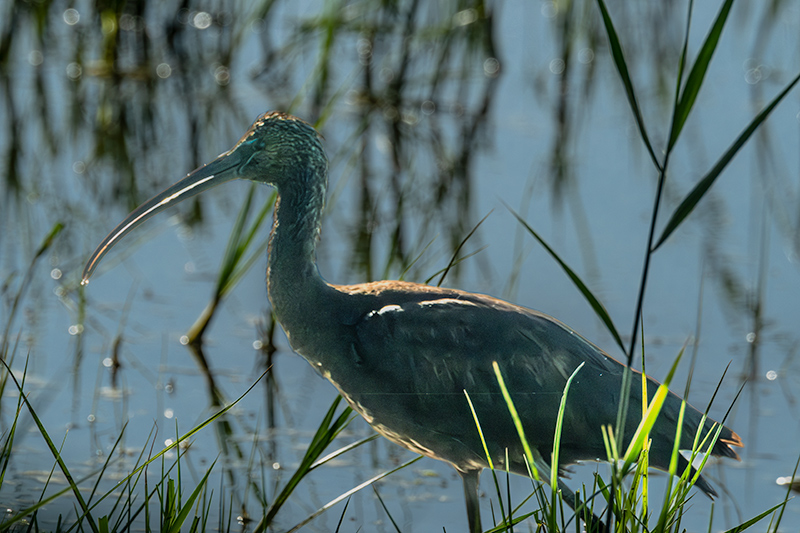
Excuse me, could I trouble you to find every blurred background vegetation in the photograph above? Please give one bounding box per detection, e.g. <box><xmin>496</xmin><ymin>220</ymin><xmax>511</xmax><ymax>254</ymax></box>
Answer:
<box><xmin>1</xmin><ymin>0</ymin><xmax>799</xmax><ymax>530</ymax></box>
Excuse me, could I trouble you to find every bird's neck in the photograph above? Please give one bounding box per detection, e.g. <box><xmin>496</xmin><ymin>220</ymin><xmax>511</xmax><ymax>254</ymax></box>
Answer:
<box><xmin>267</xmin><ymin>168</ymin><xmax>333</xmax><ymax>354</ymax></box>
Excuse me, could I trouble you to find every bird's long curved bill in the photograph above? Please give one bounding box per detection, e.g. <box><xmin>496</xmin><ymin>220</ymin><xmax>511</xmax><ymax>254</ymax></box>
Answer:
<box><xmin>82</xmin><ymin>150</ymin><xmax>246</xmax><ymax>285</ymax></box>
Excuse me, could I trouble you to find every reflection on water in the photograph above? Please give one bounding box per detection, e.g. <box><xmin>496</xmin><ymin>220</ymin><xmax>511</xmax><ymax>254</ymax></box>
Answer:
<box><xmin>1</xmin><ymin>0</ymin><xmax>799</xmax><ymax>530</ymax></box>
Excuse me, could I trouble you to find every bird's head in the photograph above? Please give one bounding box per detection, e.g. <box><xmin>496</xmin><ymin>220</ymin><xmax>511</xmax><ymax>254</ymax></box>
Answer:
<box><xmin>81</xmin><ymin>112</ymin><xmax>327</xmax><ymax>284</ymax></box>
<box><xmin>234</xmin><ymin>112</ymin><xmax>327</xmax><ymax>188</ymax></box>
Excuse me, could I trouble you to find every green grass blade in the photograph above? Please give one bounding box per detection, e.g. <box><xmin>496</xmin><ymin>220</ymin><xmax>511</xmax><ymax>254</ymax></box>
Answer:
<box><xmin>655</xmin><ymin>69</ymin><xmax>800</xmax><ymax>250</ymax></box>
<box><xmin>720</xmin><ymin>501</ymin><xmax>786</xmax><ymax>533</ymax></box>
<box><xmin>72</xmin><ymin>372</ymin><xmax>266</xmax><ymax>522</ymax></box>
<box><xmin>257</xmin><ymin>396</ymin><xmax>355</xmax><ymax>528</ymax></box>
<box><xmin>656</xmin><ymin>401</ymin><xmax>686</xmax><ymax>529</ymax></box>
<box><xmin>217</xmin><ymin>184</ymin><xmax>256</xmax><ymax>289</ymax></box>
<box><xmin>507</xmin><ymin>205</ymin><xmax>625</xmax><ymax>354</ymax></box>
<box><xmin>399</xmin><ymin>236</ymin><xmax>437</xmax><ymax>281</ymax></box>
<box><xmin>465</xmin><ymin>389</ymin><xmax>510</xmax><ymax>525</ymax></box>
<box><xmin>621</xmin><ymin>346</ymin><xmax>683</xmax><ymax>473</ymax></box>
<box><xmin>595</xmin><ymin>0</ymin><xmax>660</xmax><ymax>170</ymax></box>
<box><xmin>668</xmin><ymin>0</ymin><xmax>734</xmax><ymax>150</ymax></box>
<box><xmin>285</xmin><ymin>455</ymin><xmax>424</xmax><ymax>533</ymax></box>
<box><xmin>0</xmin><ymin>354</ymin><xmax>27</xmax><ymax>488</ymax></box>
<box><xmin>86</xmin><ymin>421</ymin><xmax>129</xmax><ymax>506</ymax></box>
<box><xmin>601</xmin><ymin>424</ymin><xmax>617</xmax><ymax>465</ymax></box>
<box><xmin>371</xmin><ymin>486</ymin><xmax>402</xmax><ymax>533</ymax></box>
<box><xmin>424</xmin><ymin>247</ymin><xmax>488</xmax><ymax>286</ymax></box>
<box><xmin>0</xmin><ymin>356</ymin><xmax>99</xmax><ymax>533</ymax></box>
<box><xmin>464</xmin><ymin>390</ymin><xmax>495</xmax><ymax>470</ymax></box>
<box><xmin>492</xmin><ymin>361</ymin><xmax>541</xmax><ymax>482</ymax></box>
<box><xmin>219</xmin><ymin>191</ymin><xmax>275</xmax><ymax>295</ymax></box>
<box><xmin>551</xmin><ymin>362</ymin><xmax>585</xmax><ymax>487</ymax></box>
<box><xmin>309</xmin><ymin>434</ymin><xmax>379</xmax><ymax>471</ymax></box>
<box><xmin>1</xmin><ymin>222</ymin><xmax>63</xmax><ymax>357</ymax></box>
<box><xmin>550</xmin><ymin>362</ymin><xmax>585</xmax><ymax>524</ymax></box>
<box><xmin>166</xmin><ymin>460</ymin><xmax>216</xmax><ymax>533</ymax></box>
<box><xmin>436</xmin><ymin>210</ymin><xmax>492</xmax><ymax>287</ymax></box>
<box><xmin>770</xmin><ymin>451</ymin><xmax>800</xmax><ymax>532</ymax></box>
<box><xmin>186</xmin><ymin>188</ymin><xmax>274</xmax><ymax>343</ymax></box>
<box><xmin>0</xmin><ymin>461</ymin><xmax>122</xmax><ymax>529</ymax></box>
<box><xmin>671</xmin><ymin>0</ymin><xmax>693</xmax><ymax>115</ymax></box>
<box><xmin>483</xmin><ymin>511</ymin><xmax>540</xmax><ymax>533</ymax></box>
<box><xmin>613</xmin><ymin>366</ymin><xmax>633</xmax><ymax>455</ymax></box>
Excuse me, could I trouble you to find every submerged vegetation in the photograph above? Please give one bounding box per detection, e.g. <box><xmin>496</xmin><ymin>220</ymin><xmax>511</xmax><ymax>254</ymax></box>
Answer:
<box><xmin>1</xmin><ymin>0</ymin><xmax>799</xmax><ymax>530</ymax></box>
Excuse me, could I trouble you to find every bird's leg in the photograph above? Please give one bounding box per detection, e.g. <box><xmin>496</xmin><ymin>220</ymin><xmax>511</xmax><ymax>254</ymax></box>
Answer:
<box><xmin>459</xmin><ymin>468</ymin><xmax>482</xmax><ymax>533</ymax></box>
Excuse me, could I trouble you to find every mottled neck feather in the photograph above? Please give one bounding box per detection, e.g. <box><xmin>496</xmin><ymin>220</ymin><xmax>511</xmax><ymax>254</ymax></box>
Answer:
<box><xmin>266</xmin><ymin>162</ymin><xmax>332</xmax><ymax>351</ymax></box>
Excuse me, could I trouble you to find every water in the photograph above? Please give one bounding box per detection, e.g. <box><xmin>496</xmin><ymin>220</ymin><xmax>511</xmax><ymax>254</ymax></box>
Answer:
<box><xmin>1</xmin><ymin>1</ymin><xmax>799</xmax><ymax>530</ymax></box>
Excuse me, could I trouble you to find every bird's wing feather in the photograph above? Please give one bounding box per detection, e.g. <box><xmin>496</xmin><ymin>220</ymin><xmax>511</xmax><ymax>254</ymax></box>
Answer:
<box><xmin>328</xmin><ymin>283</ymin><xmax>740</xmax><ymax>489</ymax></box>
<box><xmin>338</xmin><ymin>288</ymin><xmax>625</xmax><ymax>471</ymax></box>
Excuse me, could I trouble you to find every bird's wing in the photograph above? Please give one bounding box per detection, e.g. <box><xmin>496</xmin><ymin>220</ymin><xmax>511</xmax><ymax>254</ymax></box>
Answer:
<box><xmin>339</xmin><ymin>288</ymin><xmax>624</xmax><ymax>471</ymax></box>
<box><xmin>331</xmin><ymin>283</ymin><xmax>741</xmax><ymax>494</ymax></box>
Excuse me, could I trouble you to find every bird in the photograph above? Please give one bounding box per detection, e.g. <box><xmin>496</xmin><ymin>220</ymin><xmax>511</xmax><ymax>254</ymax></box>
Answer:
<box><xmin>82</xmin><ymin>111</ymin><xmax>743</xmax><ymax>532</ymax></box>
